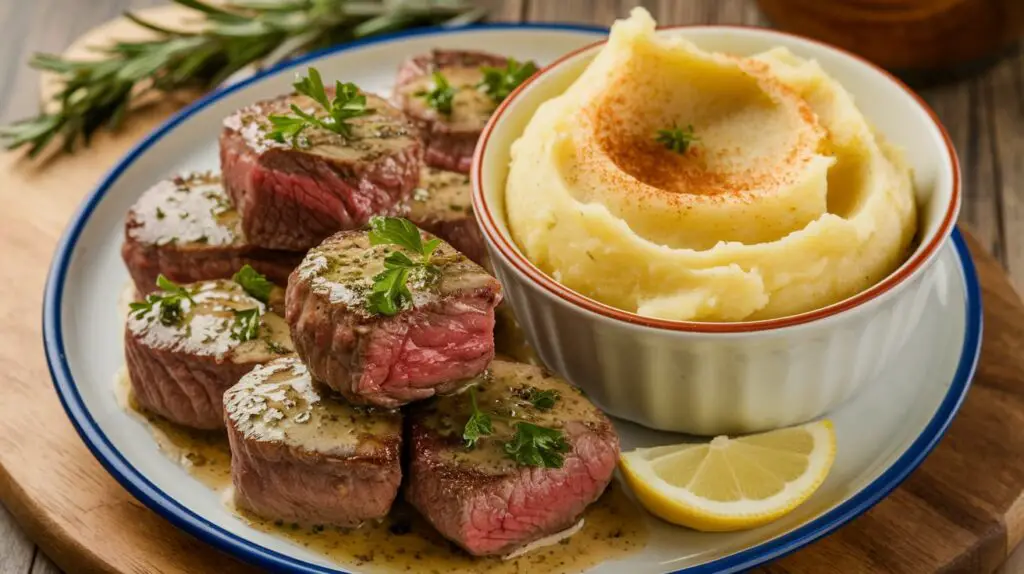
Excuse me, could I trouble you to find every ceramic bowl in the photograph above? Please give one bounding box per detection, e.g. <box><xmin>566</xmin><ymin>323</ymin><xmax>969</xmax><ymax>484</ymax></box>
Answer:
<box><xmin>472</xmin><ymin>26</ymin><xmax>961</xmax><ymax>435</ymax></box>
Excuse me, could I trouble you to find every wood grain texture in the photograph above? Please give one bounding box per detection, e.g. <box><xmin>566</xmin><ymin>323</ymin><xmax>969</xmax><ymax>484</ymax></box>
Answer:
<box><xmin>1</xmin><ymin>1</ymin><xmax>1024</xmax><ymax>573</ymax></box>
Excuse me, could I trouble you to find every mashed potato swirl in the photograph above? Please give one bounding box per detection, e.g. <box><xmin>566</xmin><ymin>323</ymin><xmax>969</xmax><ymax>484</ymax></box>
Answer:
<box><xmin>505</xmin><ymin>8</ymin><xmax>917</xmax><ymax>322</ymax></box>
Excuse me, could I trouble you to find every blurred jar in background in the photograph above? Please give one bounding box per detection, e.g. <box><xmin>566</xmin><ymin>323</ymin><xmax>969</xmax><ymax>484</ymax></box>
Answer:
<box><xmin>756</xmin><ymin>0</ymin><xmax>1024</xmax><ymax>85</ymax></box>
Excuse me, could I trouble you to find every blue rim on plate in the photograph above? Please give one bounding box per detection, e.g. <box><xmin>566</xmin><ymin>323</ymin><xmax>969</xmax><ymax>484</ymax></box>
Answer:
<box><xmin>41</xmin><ymin>23</ymin><xmax>982</xmax><ymax>574</ymax></box>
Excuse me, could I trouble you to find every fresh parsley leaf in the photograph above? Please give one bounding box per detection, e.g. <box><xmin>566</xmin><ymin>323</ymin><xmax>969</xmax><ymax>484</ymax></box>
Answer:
<box><xmin>477</xmin><ymin>59</ymin><xmax>538</xmax><ymax>103</ymax></box>
<box><xmin>524</xmin><ymin>387</ymin><xmax>559</xmax><ymax>410</ymax></box>
<box><xmin>462</xmin><ymin>386</ymin><xmax>494</xmax><ymax>448</ymax></box>
<box><xmin>230</xmin><ymin>308</ymin><xmax>261</xmax><ymax>342</ymax></box>
<box><xmin>365</xmin><ymin>217</ymin><xmax>442</xmax><ymax>316</ymax></box>
<box><xmin>129</xmin><ymin>274</ymin><xmax>195</xmax><ymax>326</ymax></box>
<box><xmin>504</xmin><ymin>421</ymin><xmax>570</xmax><ymax>468</ymax></box>
<box><xmin>655</xmin><ymin>123</ymin><xmax>699</xmax><ymax>154</ymax></box>
<box><xmin>368</xmin><ymin>216</ymin><xmax>426</xmax><ymax>256</ymax></box>
<box><xmin>417</xmin><ymin>71</ymin><xmax>456</xmax><ymax>115</ymax></box>
<box><xmin>366</xmin><ymin>267</ymin><xmax>412</xmax><ymax>316</ymax></box>
<box><xmin>382</xmin><ymin>250</ymin><xmax>419</xmax><ymax>270</ymax></box>
<box><xmin>266</xmin><ymin>67</ymin><xmax>373</xmax><ymax>144</ymax></box>
<box><xmin>267</xmin><ymin>114</ymin><xmax>308</xmax><ymax>145</ymax></box>
<box><xmin>294</xmin><ymin>67</ymin><xmax>330</xmax><ymax>110</ymax></box>
<box><xmin>331</xmin><ymin>81</ymin><xmax>373</xmax><ymax>133</ymax></box>
<box><xmin>232</xmin><ymin>264</ymin><xmax>273</xmax><ymax>303</ymax></box>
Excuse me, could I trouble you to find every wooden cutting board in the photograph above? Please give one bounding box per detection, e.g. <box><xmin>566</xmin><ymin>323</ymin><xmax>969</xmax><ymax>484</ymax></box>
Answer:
<box><xmin>2</xmin><ymin>8</ymin><xmax>1024</xmax><ymax>574</ymax></box>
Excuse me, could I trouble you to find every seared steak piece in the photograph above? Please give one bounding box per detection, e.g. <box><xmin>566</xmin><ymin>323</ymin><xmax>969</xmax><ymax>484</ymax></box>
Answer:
<box><xmin>286</xmin><ymin>228</ymin><xmax>502</xmax><ymax>408</ymax></box>
<box><xmin>124</xmin><ymin>279</ymin><xmax>294</xmax><ymax>429</ymax></box>
<box><xmin>220</xmin><ymin>90</ymin><xmax>421</xmax><ymax>251</ymax></box>
<box><xmin>122</xmin><ymin>172</ymin><xmax>303</xmax><ymax>294</ymax></box>
<box><xmin>225</xmin><ymin>356</ymin><xmax>402</xmax><ymax>526</ymax></box>
<box><xmin>406</xmin><ymin>360</ymin><xmax>620</xmax><ymax>556</ymax></box>
<box><xmin>393</xmin><ymin>50</ymin><xmax>512</xmax><ymax>173</ymax></box>
<box><xmin>403</xmin><ymin>167</ymin><xmax>486</xmax><ymax>265</ymax></box>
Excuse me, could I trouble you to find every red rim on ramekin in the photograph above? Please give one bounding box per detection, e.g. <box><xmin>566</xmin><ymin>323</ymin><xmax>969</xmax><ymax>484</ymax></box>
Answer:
<box><xmin>471</xmin><ymin>25</ymin><xmax>961</xmax><ymax>334</ymax></box>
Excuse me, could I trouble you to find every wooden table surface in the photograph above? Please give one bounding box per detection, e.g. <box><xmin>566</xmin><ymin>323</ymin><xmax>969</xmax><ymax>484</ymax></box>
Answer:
<box><xmin>1</xmin><ymin>0</ymin><xmax>1022</xmax><ymax>572</ymax></box>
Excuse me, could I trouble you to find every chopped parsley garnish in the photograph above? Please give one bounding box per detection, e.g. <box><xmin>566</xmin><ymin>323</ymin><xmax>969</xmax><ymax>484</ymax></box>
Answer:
<box><xmin>524</xmin><ymin>387</ymin><xmax>559</xmax><ymax>410</ymax></box>
<box><xmin>366</xmin><ymin>216</ymin><xmax>441</xmax><ymax>316</ymax></box>
<box><xmin>504</xmin><ymin>421</ymin><xmax>570</xmax><ymax>469</ymax></box>
<box><xmin>232</xmin><ymin>264</ymin><xmax>273</xmax><ymax>304</ymax></box>
<box><xmin>267</xmin><ymin>67</ymin><xmax>373</xmax><ymax>145</ymax></box>
<box><xmin>366</xmin><ymin>263</ymin><xmax>413</xmax><ymax>317</ymax></box>
<box><xmin>655</xmin><ymin>123</ymin><xmax>699</xmax><ymax>154</ymax></box>
<box><xmin>416</xmin><ymin>71</ymin><xmax>456</xmax><ymax>115</ymax></box>
<box><xmin>128</xmin><ymin>274</ymin><xmax>195</xmax><ymax>327</ymax></box>
<box><xmin>462</xmin><ymin>387</ymin><xmax>494</xmax><ymax>448</ymax></box>
<box><xmin>230</xmin><ymin>308</ymin><xmax>261</xmax><ymax>342</ymax></box>
<box><xmin>478</xmin><ymin>59</ymin><xmax>538</xmax><ymax>103</ymax></box>
<box><xmin>368</xmin><ymin>216</ymin><xmax>441</xmax><ymax>260</ymax></box>
<box><xmin>155</xmin><ymin>207</ymin><xmax>165</xmax><ymax>220</ymax></box>
<box><xmin>461</xmin><ymin>385</ymin><xmax>568</xmax><ymax>469</ymax></box>
<box><xmin>265</xmin><ymin>339</ymin><xmax>291</xmax><ymax>355</ymax></box>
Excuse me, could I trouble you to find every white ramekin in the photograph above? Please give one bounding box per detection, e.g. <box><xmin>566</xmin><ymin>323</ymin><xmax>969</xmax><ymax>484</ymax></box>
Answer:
<box><xmin>472</xmin><ymin>26</ymin><xmax>961</xmax><ymax>435</ymax></box>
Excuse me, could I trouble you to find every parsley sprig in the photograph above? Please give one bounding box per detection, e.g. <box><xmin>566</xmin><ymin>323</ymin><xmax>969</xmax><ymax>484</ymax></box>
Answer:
<box><xmin>478</xmin><ymin>59</ymin><xmax>538</xmax><ymax>103</ymax></box>
<box><xmin>230</xmin><ymin>308</ymin><xmax>261</xmax><ymax>342</ymax></box>
<box><xmin>366</xmin><ymin>216</ymin><xmax>440</xmax><ymax>316</ymax></box>
<box><xmin>267</xmin><ymin>67</ymin><xmax>372</xmax><ymax>145</ymax></box>
<box><xmin>504</xmin><ymin>422</ymin><xmax>570</xmax><ymax>469</ymax></box>
<box><xmin>232</xmin><ymin>264</ymin><xmax>273</xmax><ymax>303</ymax></box>
<box><xmin>129</xmin><ymin>275</ymin><xmax>195</xmax><ymax>326</ymax></box>
<box><xmin>655</xmin><ymin>123</ymin><xmax>699</xmax><ymax>154</ymax></box>
<box><xmin>461</xmin><ymin>386</ymin><xmax>569</xmax><ymax>469</ymax></box>
<box><xmin>416</xmin><ymin>71</ymin><xmax>457</xmax><ymax>115</ymax></box>
<box><xmin>463</xmin><ymin>387</ymin><xmax>494</xmax><ymax>448</ymax></box>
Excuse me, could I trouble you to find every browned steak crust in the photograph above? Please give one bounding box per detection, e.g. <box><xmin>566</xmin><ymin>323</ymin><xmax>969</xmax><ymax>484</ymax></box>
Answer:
<box><xmin>393</xmin><ymin>50</ymin><xmax>510</xmax><ymax>173</ymax></box>
<box><xmin>220</xmin><ymin>91</ymin><xmax>422</xmax><ymax>251</ymax></box>
<box><xmin>402</xmin><ymin>167</ymin><xmax>487</xmax><ymax>266</ymax></box>
<box><xmin>125</xmin><ymin>279</ymin><xmax>294</xmax><ymax>429</ymax></box>
<box><xmin>224</xmin><ymin>357</ymin><xmax>402</xmax><ymax>526</ymax></box>
<box><xmin>285</xmin><ymin>229</ymin><xmax>502</xmax><ymax>408</ymax></box>
<box><xmin>122</xmin><ymin>172</ymin><xmax>303</xmax><ymax>294</ymax></box>
<box><xmin>405</xmin><ymin>360</ymin><xmax>620</xmax><ymax>556</ymax></box>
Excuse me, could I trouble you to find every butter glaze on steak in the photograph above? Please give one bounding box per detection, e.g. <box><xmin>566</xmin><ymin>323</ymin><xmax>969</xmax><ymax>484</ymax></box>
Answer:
<box><xmin>225</xmin><ymin>357</ymin><xmax>402</xmax><ymax>527</ymax></box>
<box><xmin>121</xmin><ymin>172</ymin><xmax>303</xmax><ymax>294</ymax></box>
<box><xmin>393</xmin><ymin>50</ymin><xmax>510</xmax><ymax>173</ymax></box>
<box><xmin>403</xmin><ymin>167</ymin><xmax>487</xmax><ymax>266</ymax></box>
<box><xmin>220</xmin><ymin>91</ymin><xmax>421</xmax><ymax>251</ymax></box>
<box><xmin>124</xmin><ymin>279</ymin><xmax>294</xmax><ymax>429</ymax></box>
<box><xmin>285</xmin><ymin>229</ymin><xmax>502</xmax><ymax>408</ymax></box>
<box><xmin>405</xmin><ymin>360</ymin><xmax>620</xmax><ymax>556</ymax></box>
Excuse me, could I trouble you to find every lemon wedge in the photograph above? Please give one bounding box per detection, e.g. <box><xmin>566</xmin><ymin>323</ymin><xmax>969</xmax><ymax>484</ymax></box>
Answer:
<box><xmin>619</xmin><ymin>420</ymin><xmax>836</xmax><ymax>531</ymax></box>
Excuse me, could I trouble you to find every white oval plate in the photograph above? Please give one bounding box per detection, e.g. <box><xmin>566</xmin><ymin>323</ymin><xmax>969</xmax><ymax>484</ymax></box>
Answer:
<box><xmin>43</xmin><ymin>24</ymin><xmax>981</xmax><ymax>574</ymax></box>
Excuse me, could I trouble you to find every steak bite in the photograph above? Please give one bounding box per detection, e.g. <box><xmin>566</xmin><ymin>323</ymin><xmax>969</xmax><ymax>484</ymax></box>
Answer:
<box><xmin>124</xmin><ymin>278</ymin><xmax>294</xmax><ymax>429</ymax></box>
<box><xmin>225</xmin><ymin>356</ymin><xmax>402</xmax><ymax>527</ymax></box>
<box><xmin>220</xmin><ymin>86</ymin><xmax>421</xmax><ymax>251</ymax></box>
<box><xmin>122</xmin><ymin>172</ymin><xmax>303</xmax><ymax>294</ymax></box>
<box><xmin>393</xmin><ymin>50</ymin><xmax>526</xmax><ymax>173</ymax></box>
<box><xmin>404</xmin><ymin>167</ymin><xmax>486</xmax><ymax>265</ymax></box>
<box><xmin>286</xmin><ymin>223</ymin><xmax>502</xmax><ymax>408</ymax></box>
<box><xmin>405</xmin><ymin>360</ymin><xmax>620</xmax><ymax>557</ymax></box>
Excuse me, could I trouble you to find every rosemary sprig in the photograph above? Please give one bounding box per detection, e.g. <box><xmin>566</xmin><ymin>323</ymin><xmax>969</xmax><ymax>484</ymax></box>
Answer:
<box><xmin>0</xmin><ymin>0</ymin><xmax>486</xmax><ymax>158</ymax></box>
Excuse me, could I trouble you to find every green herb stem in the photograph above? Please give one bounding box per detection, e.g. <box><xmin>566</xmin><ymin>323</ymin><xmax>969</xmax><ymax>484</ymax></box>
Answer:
<box><xmin>0</xmin><ymin>0</ymin><xmax>485</xmax><ymax>157</ymax></box>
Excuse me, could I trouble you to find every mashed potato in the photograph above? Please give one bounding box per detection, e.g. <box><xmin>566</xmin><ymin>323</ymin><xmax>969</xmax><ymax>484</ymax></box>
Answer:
<box><xmin>505</xmin><ymin>8</ymin><xmax>917</xmax><ymax>321</ymax></box>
